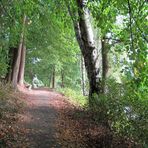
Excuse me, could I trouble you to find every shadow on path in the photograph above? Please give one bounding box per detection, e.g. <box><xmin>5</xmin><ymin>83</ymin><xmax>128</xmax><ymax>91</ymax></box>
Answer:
<box><xmin>18</xmin><ymin>88</ymin><xmax>62</xmax><ymax>148</ymax></box>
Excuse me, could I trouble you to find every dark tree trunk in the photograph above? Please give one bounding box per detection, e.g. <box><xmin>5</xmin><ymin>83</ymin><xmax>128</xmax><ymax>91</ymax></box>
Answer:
<box><xmin>18</xmin><ymin>39</ymin><xmax>26</xmax><ymax>86</ymax></box>
<box><xmin>11</xmin><ymin>36</ymin><xmax>23</xmax><ymax>88</ymax></box>
<box><xmin>52</xmin><ymin>66</ymin><xmax>55</xmax><ymax>89</ymax></box>
<box><xmin>5</xmin><ymin>47</ymin><xmax>17</xmax><ymax>82</ymax></box>
<box><xmin>102</xmin><ymin>38</ymin><xmax>109</xmax><ymax>93</ymax></box>
<box><xmin>11</xmin><ymin>15</ymin><xmax>26</xmax><ymax>89</ymax></box>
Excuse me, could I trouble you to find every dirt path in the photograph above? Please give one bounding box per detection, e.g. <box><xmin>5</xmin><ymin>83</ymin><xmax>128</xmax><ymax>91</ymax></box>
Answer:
<box><xmin>18</xmin><ymin>88</ymin><xmax>66</xmax><ymax>148</ymax></box>
<box><xmin>1</xmin><ymin>87</ymin><xmax>138</xmax><ymax>148</ymax></box>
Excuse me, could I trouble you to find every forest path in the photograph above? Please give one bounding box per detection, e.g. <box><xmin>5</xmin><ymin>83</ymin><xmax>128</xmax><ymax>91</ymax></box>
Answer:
<box><xmin>18</xmin><ymin>87</ymin><xmax>66</xmax><ymax>148</ymax></box>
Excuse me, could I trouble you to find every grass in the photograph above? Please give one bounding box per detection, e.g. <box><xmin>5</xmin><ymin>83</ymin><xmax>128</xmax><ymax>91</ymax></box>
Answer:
<box><xmin>58</xmin><ymin>87</ymin><xmax>88</xmax><ymax>107</ymax></box>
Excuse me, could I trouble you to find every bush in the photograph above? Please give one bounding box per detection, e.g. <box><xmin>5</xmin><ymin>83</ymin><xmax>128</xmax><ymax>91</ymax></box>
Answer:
<box><xmin>58</xmin><ymin>87</ymin><xmax>88</xmax><ymax>107</ymax></box>
<box><xmin>90</xmin><ymin>79</ymin><xmax>148</xmax><ymax>146</ymax></box>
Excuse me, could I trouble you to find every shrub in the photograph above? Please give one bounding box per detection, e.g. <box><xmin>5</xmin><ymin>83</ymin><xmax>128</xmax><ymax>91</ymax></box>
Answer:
<box><xmin>90</xmin><ymin>79</ymin><xmax>148</xmax><ymax>146</ymax></box>
<box><xmin>58</xmin><ymin>87</ymin><xmax>88</xmax><ymax>107</ymax></box>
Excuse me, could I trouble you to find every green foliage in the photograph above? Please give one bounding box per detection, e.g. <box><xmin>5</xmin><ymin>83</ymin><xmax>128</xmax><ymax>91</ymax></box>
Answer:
<box><xmin>58</xmin><ymin>88</ymin><xmax>88</xmax><ymax>107</ymax></box>
<box><xmin>90</xmin><ymin>78</ymin><xmax>148</xmax><ymax>146</ymax></box>
<box><xmin>0</xmin><ymin>37</ymin><xmax>9</xmax><ymax>76</ymax></box>
<box><xmin>0</xmin><ymin>0</ymin><xmax>81</xmax><ymax>88</ymax></box>
<box><xmin>89</xmin><ymin>0</ymin><xmax>147</xmax><ymax>87</ymax></box>
<box><xmin>87</xmin><ymin>3</ymin><xmax>148</xmax><ymax>145</ymax></box>
<box><xmin>0</xmin><ymin>0</ymin><xmax>147</xmax><ymax>145</ymax></box>
<box><xmin>20</xmin><ymin>0</ymin><xmax>81</xmax><ymax>88</ymax></box>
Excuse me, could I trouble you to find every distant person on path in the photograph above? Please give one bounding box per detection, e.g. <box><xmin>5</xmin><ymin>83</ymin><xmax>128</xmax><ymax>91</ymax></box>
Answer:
<box><xmin>32</xmin><ymin>75</ymin><xmax>44</xmax><ymax>88</ymax></box>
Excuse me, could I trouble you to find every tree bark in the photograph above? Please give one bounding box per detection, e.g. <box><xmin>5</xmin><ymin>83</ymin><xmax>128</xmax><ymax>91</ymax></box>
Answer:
<box><xmin>11</xmin><ymin>15</ymin><xmax>26</xmax><ymax>89</ymax></box>
<box><xmin>69</xmin><ymin>0</ymin><xmax>101</xmax><ymax>100</ymax></box>
<box><xmin>52</xmin><ymin>65</ymin><xmax>55</xmax><ymax>89</ymax></box>
<box><xmin>18</xmin><ymin>39</ymin><xmax>26</xmax><ymax>86</ymax></box>
<box><xmin>11</xmin><ymin>36</ymin><xmax>23</xmax><ymax>88</ymax></box>
<box><xmin>5</xmin><ymin>47</ymin><xmax>17</xmax><ymax>82</ymax></box>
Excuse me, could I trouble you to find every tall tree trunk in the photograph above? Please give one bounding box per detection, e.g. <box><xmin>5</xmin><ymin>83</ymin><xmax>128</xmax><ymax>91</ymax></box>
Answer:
<box><xmin>11</xmin><ymin>15</ymin><xmax>26</xmax><ymax>89</ymax></box>
<box><xmin>102</xmin><ymin>38</ymin><xmax>109</xmax><ymax>93</ymax></box>
<box><xmin>5</xmin><ymin>47</ymin><xmax>17</xmax><ymax>82</ymax></box>
<box><xmin>69</xmin><ymin>1</ymin><xmax>101</xmax><ymax>100</ymax></box>
<box><xmin>18</xmin><ymin>39</ymin><xmax>26</xmax><ymax>86</ymax></box>
<box><xmin>11</xmin><ymin>36</ymin><xmax>23</xmax><ymax>88</ymax></box>
<box><xmin>52</xmin><ymin>65</ymin><xmax>55</xmax><ymax>89</ymax></box>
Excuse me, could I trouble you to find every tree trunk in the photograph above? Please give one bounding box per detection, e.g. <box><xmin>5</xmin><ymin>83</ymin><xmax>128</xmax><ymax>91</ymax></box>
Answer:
<box><xmin>69</xmin><ymin>0</ymin><xmax>102</xmax><ymax>100</ymax></box>
<box><xmin>11</xmin><ymin>15</ymin><xmax>26</xmax><ymax>89</ymax></box>
<box><xmin>102</xmin><ymin>38</ymin><xmax>109</xmax><ymax>93</ymax></box>
<box><xmin>18</xmin><ymin>39</ymin><xmax>26</xmax><ymax>86</ymax></box>
<box><xmin>52</xmin><ymin>66</ymin><xmax>55</xmax><ymax>89</ymax></box>
<box><xmin>11</xmin><ymin>36</ymin><xmax>23</xmax><ymax>88</ymax></box>
<box><xmin>5</xmin><ymin>47</ymin><xmax>17</xmax><ymax>82</ymax></box>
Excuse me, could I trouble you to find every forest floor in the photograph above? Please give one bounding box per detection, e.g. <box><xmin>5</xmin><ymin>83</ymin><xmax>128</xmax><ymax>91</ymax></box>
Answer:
<box><xmin>0</xmin><ymin>87</ymin><xmax>138</xmax><ymax>148</ymax></box>
<box><xmin>10</xmin><ymin>87</ymin><xmax>67</xmax><ymax>148</ymax></box>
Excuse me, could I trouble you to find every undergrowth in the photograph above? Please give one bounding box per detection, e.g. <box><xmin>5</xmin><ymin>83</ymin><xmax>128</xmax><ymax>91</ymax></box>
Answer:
<box><xmin>0</xmin><ymin>83</ymin><xmax>25</xmax><ymax>147</ymax></box>
<box><xmin>90</xmin><ymin>79</ymin><xmax>148</xmax><ymax>147</ymax></box>
<box><xmin>58</xmin><ymin>80</ymin><xmax>147</xmax><ymax>147</ymax></box>
<box><xmin>58</xmin><ymin>87</ymin><xmax>88</xmax><ymax>107</ymax></box>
